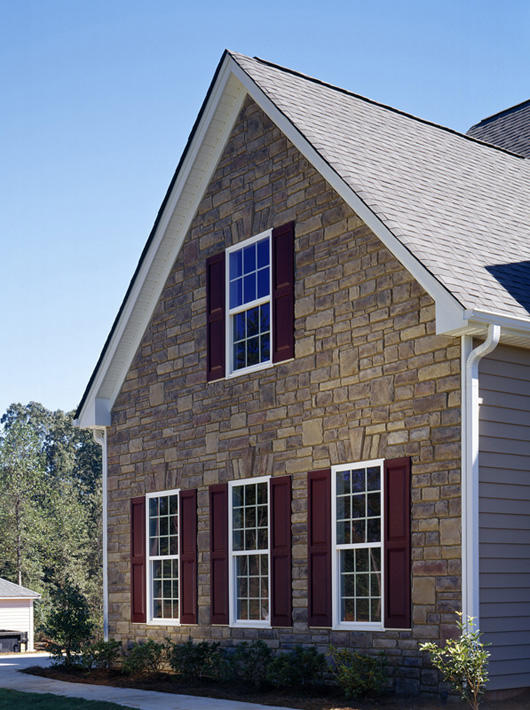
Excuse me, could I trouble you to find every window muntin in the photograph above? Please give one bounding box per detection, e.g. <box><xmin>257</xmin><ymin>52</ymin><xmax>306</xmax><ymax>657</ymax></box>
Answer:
<box><xmin>229</xmin><ymin>477</ymin><xmax>270</xmax><ymax>625</ymax></box>
<box><xmin>332</xmin><ymin>461</ymin><xmax>384</xmax><ymax>629</ymax></box>
<box><xmin>226</xmin><ymin>231</ymin><xmax>272</xmax><ymax>375</ymax></box>
<box><xmin>146</xmin><ymin>490</ymin><xmax>180</xmax><ymax>623</ymax></box>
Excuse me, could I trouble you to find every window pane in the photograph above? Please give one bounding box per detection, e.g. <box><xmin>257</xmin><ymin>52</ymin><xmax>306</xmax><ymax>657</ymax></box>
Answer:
<box><xmin>257</xmin><ymin>528</ymin><xmax>268</xmax><ymax>549</ymax></box>
<box><xmin>257</xmin><ymin>483</ymin><xmax>267</xmax><ymax>505</ymax></box>
<box><xmin>160</xmin><ymin>537</ymin><xmax>168</xmax><ymax>555</ymax></box>
<box><xmin>244</xmin><ymin>273</ymin><xmax>256</xmax><ymax>303</ymax></box>
<box><xmin>352</xmin><ymin>494</ymin><xmax>365</xmax><ymax>519</ymax></box>
<box><xmin>367</xmin><ymin>467</ymin><xmax>380</xmax><ymax>491</ymax></box>
<box><xmin>337</xmin><ymin>471</ymin><xmax>350</xmax><ymax>495</ymax></box>
<box><xmin>260</xmin><ymin>303</ymin><xmax>270</xmax><ymax>332</ymax></box>
<box><xmin>170</xmin><ymin>536</ymin><xmax>178</xmax><ymax>555</ymax></box>
<box><xmin>233</xmin><ymin>508</ymin><xmax>243</xmax><ymax>529</ymax></box>
<box><xmin>245</xmin><ymin>529</ymin><xmax>257</xmax><ymax>549</ymax></box>
<box><xmin>367</xmin><ymin>518</ymin><xmax>381</xmax><ymax>542</ymax></box>
<box><xmin>351</xmin><ymin>469</ymin><xmax>365</xmax><ymax>493</ymax></box>
<box><xmin>247</xmin><ymin>336</ymin><xmax>259</xmax><ymax>366</ymax></box>
<box><xmin>153</xmin><ymin>580</ymin><xmax>161</xmax><ymax>598</ymax></box>
<box><xmin>352</xmin><ymin>520</ymin><xmax>365</xmax><ymax>543</ymax></box>
<box><xmin>149</xmin><ymin>498</ymin><xmax>158</xmax><ymax>517</ymax></box>
<box><xmin>247</xmin><ymin>307</ymin><xmax>259</xmax><ymax>337</ymax></box>
<box><xmin>160</xmin><ymin>517</ymin><xmax>168</xmax><ymax>536</ymax></box>
<box><xmin>230</xmin><ymin>250</ymin><xmax>242</xmax><ymax>279</ymax></box>
<box><xmin>153</xmin><ymin>599</ymin><xmax>162</xmax><ymax>618</ymax></box>
<box><xmin>169</xmin><ymin>496</ymin><xmax>178</xmax><ymax>515</ymax></box>
<box><xmin>233</xmin><ymin>529</ymin><xmax>243</xmax><ymax>551</ymax></box>
<box><xmin>230</xmin><ymin>279</ymin><xmax>243</xmax><ymax>308</ymax></box>
<box><xmin>356</xmin><ymin>549</ymin><xmax>369</xmax><ymax>572</ymax></box>
<box><xmin>336</xmin><ymin>520</ymin><xmax>350</xmax><ymax>544</ymax></box>
<box><xmin>257</xmin><ymin>267</ymin><xmax>269</xmax><ymax>298</ymax></box>
<box><xmin>245</xmin><ymin>507</ymin><xmax>256</xmax><ymax>528</ymax></box>
<box><xmin>233</xmin><ymin>486</ymin><xmax>243</xmax><ymax>507</ymax></box>
<box><xmin>234</xmin><ymin>312</ymin><xmax>246</xmax><ymax>341</ymax></box>
<box><xmin>342</xmin><ymin>598</ymin><xmax>355</xmax><ymax>622</ymax></box>
<box><xmin>357</xmin><ymin>598</ymin><xmax>370</xmax><ymax>622</ymax></box>
<box><xmin>356</xmin><ymin>574</ymin><xmax>369</xmax><ymax>596</ymax></box>
<box><xmin>246</xmin><ymin>485</ymin><xmax>256</xmax><ymax>505</ymax></box>
<box><xmin>257</xmin><ymin>238</ymin><xmax>269</xmax><ymax>268</ymax></box>
<box><xmin>367</xmin><ymin>493</ymin><xmax>380</xmax><ymax>517</ymax></box>
<box><xmin>234</xmin><ymin>341</ymin><xmax>246</xmax><ymax>370</ymax></box>
<box><xmin>371</xmin><ymin>598</ymin><xmax>381</xmax><ymax>622</ymax></box>
<box><xmin>243</xmin><ymin>244</ymin><xmax>255</xmax><ymax>274</ymax></box>
<box><xmin>257</xmin><ymin>505</ymin><xmax>267</xmax><ymax>527</ymax></box>
<box><xmin>160</xmin><ymin>497</ymin><xmax>168</xmax><ymax>516</ymax></box>
<box><xmin>153</xmin><ymin>560</ymin><xmax>161</xmax><ymax>579</ymax></box>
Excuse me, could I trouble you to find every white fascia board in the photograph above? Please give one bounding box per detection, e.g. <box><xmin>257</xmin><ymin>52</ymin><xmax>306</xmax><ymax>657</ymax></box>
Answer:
<box><xmin>229</xmin><ymin>59</ymin><xmax>466</xmax><ymax>329</ymax></box>
<box><xmin>77</xmin><ymin>57</ymin><xmax>246</xmax><ymax>427</ymax></box>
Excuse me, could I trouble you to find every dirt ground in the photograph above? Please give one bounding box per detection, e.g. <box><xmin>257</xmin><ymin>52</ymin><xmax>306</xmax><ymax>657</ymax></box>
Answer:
<box><xmin>24</xmin><ymin>667</ymin><xmax>530</xmax><ymax>710</ymax></box>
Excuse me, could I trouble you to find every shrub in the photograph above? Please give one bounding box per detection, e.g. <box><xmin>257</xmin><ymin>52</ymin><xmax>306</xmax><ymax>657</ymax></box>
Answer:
<box><xmin>122</xmin><ymin>640</ymin><xmax>165</xmax><ymax>678</ymax></box>
<box><xmin>329</xmin><ymin>647</ymin><xmax>387</xmax><ymax>698</ymax></box>
<box><xmin>45</xmin><ymin>581</ymin><xmax>93</xmax><ymax>667</ymax></box>
<box><xmin>81</xmin><ymin>639</ymin><xmax>122</xmax><ymax>671</ymax></box>
<box><xmin>230</xmin><ymin>640</ymin><xmax>272</xmax><ymax>689</ymax></box>
<box><xmin>167</xmin><ymin>639</ymin><xmax>228</xmax><ymax>681</ymax></box>
<box><xmin>267</xmin><ymin>646</ymin><xmax>328</xmax><ymax>688</ymax></box>
<box><xmin>420</xmin><ymin>613</ymin><xmax>490</xmax><ymax>710</ymax></box>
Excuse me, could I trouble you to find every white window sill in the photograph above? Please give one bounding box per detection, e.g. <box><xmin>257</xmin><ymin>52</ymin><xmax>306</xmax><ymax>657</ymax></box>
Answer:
<box><xmin>146</xmin><ymin>618</ymin><xmax>181</xmax><ymax>626</ymax></box>
<box><xmin>229</xmin><ymin>620</ymin><xmax>271</xmax><ymax>629</ymax></box>
<box><xmin>226</xmin><ymin>360</ymin><xmax>274</xmax><ymax>379</ymax></box>
<box><xmin>332</xmin><ymin>622</ymin><xmax>384</xmax><ymax>632</ymax></box>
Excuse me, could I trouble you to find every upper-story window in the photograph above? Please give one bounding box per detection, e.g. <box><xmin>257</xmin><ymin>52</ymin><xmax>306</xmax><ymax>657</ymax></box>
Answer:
<box><xmin>332</xmin><ymin>460</ymin><xmax>383</xmax><ymax>630</ymax></box>
<box><xmin>226</xmin><ymin>230</ymin><xmax>272</xmax><ymax>376</ymax></box>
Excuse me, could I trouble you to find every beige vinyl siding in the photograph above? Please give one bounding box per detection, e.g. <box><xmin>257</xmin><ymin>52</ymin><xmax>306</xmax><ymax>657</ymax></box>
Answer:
<box><xmin>479</xmin><ymin>344</ymin><xmax>530</xmax><ymax>691</ymax></box>
<box><xmin>0</xmin><ymin>599</ymin><xmax>31</xmax><ymax>632</ymax></box>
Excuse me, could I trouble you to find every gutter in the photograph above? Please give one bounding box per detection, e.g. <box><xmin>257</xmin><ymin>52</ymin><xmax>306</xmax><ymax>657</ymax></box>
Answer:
<box><xmin>461</xmin><ymin>324</ymin><xmax>501</xmax><ymax>626</ymax></box>
<box><xmin>93</xmin><ymin>428</ymin><xmax>109</xmax><ymax>641</ymax></box>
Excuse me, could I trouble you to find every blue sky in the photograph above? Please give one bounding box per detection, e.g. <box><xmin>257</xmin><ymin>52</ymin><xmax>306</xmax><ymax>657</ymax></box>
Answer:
<box><xmin>1</xmin><ymin>0</ymin><xmax>528</xmax><ymax>416</ymax></box>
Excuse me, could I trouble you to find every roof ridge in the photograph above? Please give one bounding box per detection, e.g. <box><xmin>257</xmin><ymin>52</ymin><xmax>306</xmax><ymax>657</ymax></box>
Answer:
<box><xmin>469</xmin><ymin>98</ymin><xmax>530</xmax><ymax>130</ymax></box>
<box><xmin>249</xmin><ymin>54</ymin><xmax>526</xmax><ymax>161</ymax></box>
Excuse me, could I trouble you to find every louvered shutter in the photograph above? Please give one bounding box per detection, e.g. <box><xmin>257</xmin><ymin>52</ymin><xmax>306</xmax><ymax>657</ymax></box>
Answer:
<box><xmin>209</xmin><ymin>483</ymin><xmax>229</xmax><ymax>624</ymax></box>
<box><xmin>308</xmin><ymin>469</ymin><xmax>332</xmax><ymax>626</ymax></box>
<box><xmin>384</xmin><ymin>457</ymin><xmax>411</xmax><ymax>629</ymax></box>
<box><xmin>206</xmin><ymin>252</ymin><xmax>225</xmax><ymax>381</ymax></box>
<box><xmin>130</xmin><ymin>496</ymin><xmax>146</xmax><ymax>623</ymax></box>
<box><xmin>272</xmin><ymin>222</ymin><xmax>295</xmax><ymax>363</ymax></box>
<box><xmin>270</xmin><ymin>475</ymin><xmax>292</xmax><ymax>626</ymax></box>
<box><xmin>179</xmin><ymin>489</ymin><xmax>197</xmax><ymax>624</ymax></box>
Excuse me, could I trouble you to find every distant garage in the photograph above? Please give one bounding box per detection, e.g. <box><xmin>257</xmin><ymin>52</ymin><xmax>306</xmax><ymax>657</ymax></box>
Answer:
<box><xmin>0</xmin><ymin>577</ymin><xmax>40</xmax><ymax>652</ymax></box>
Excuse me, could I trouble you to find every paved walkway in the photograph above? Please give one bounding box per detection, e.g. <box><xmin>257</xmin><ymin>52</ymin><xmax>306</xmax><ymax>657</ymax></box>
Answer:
<box><xmin>0</xmin><ymin>653</ymin><xmax>293</xmax><ymax>710</ymax></box>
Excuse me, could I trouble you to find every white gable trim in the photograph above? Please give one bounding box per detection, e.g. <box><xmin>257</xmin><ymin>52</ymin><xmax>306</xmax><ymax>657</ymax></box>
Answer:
<box><xmin>78</xmin><ymin>53</ymin><xmax>489</xmax><ymax>428</ymax></box>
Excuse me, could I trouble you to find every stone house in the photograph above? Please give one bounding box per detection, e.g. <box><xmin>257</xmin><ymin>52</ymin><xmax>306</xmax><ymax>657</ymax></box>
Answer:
<box><xmin>76</xmin><ymin>53</ymin><xmax>530</xmax><ymax>693</ymax></box>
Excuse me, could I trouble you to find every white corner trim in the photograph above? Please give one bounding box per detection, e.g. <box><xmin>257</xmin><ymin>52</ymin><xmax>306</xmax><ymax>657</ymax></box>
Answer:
<box><xmin>92</xmin><ymin>427</ymin><xmax>109</xmax><ymax>641</ymax></box>
<box><xmin>461</xmin><ymin>324</ymin><xmax>501</xmax><ymax>627</ymax></box>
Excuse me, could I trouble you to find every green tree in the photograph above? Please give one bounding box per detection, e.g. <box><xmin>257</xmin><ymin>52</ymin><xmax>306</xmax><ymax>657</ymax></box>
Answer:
<box><xmin>46</xmin><ymin>580</ymin><xmax>94</xmax><ymax>666</ymax></box>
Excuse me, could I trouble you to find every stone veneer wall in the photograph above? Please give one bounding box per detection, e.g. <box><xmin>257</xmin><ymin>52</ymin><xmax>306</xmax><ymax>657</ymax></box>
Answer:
<box><xmin>107</xmin><ymin>97</ymin><xmax>462</xmax><ymax>694</ymax></box>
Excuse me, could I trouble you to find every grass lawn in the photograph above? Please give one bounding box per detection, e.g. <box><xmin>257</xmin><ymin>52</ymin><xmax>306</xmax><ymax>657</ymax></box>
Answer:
<box><xmin>0</xmin><ymin>688</ymin><xmax>132</xmax><ymax>710</ymax></box>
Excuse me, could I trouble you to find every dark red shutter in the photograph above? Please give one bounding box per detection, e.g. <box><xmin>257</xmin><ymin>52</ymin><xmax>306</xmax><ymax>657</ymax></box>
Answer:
<box><xmin>384</xmin><ymin>457</ymin><xmax>411</xmax><ymax>629</ymax></box>
<box><xmin>209</xmin><ymin>483</ymin><xmax>229</xmax><ymax>624</ymax></box>
<box><xmin>179</xmin><ymin>489</ymin><xmax>197</xmax><ymax>624</ymax></box>
<box><xmin>272</xmin><ymin>221</ymin><xmax>295</xmax><ymax>363</ymax></box>
<box><xmin>206</xmin><ymin>252</ymin><xmax>225</xmax><ymax>381</ymax></box>
<box><xmin>271</xmin><ymin>475</ymin><xmax>292</xmax><ymax>626</ymax></box>
<box><xmin>308</xmin><ymin>469</ymin><xmax>332</xmax><ymax>626</ymax></box>
<box><xmin>130</xmin><ymin>496</ymin><xmax>146</xmax><ymax>623</ymax></box>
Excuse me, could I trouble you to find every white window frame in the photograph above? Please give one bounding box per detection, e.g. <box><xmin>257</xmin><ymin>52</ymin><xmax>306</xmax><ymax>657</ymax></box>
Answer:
<box><xmin>145</xmin><ymin>488</ymin><xmax>181</xmax><ymax>626</ymax></box>
<box><xmin>331</xmin><ymin>459</ymin><xmax>385</xmax><ymax>631</ymax></box>
<box><xmin>225</xmin><ymin>229</ymin><xmax>273</xmax><ymax>378</ymax></box>
<box><xmin>228</xmin><ymin>475</ymin><xmax>271</xmax><ymax>628</ymax></box>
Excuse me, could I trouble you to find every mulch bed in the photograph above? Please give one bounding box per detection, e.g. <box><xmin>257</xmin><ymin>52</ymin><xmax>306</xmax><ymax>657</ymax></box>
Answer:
<box><xmin>22</xmin><ymin>666</ymin><xmax>530</xmax><ymax>710</ymax></box>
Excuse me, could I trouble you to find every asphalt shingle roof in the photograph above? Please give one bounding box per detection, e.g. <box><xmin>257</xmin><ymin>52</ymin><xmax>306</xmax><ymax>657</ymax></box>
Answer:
<box><xmin>0</xmin><ymin>577</ymin><xmax>40</xmax><ymax>599</ymax></box>
<box><xmin>467</xmin><ymin>100</ymin><xmax>530</xmax><ymax>158</ymax></box>
<box><xmin>232</xmin><ymin>53</ymin><xmax>530</xmax><ymax>322</ymax></box>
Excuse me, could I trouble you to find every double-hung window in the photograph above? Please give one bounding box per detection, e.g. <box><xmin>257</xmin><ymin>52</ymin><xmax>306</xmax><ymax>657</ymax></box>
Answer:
<box><xmin>228</xmin><ymin>476</ymin><xmax>270</xmax><ymax>626</ymax></box>
<box><xmin>146</xmin><ymin>489</ymin><xmax>180</xmax><ymax>624</ymax></box>
<box><xmin>332</xmin><ymin>460</ymin><xmax>384</xmax><ymax>630</ymax></box>
<box><xmin>226</xmin><ymin>230</ymin><xmax>272</xmax><ymax>376</ymax></box>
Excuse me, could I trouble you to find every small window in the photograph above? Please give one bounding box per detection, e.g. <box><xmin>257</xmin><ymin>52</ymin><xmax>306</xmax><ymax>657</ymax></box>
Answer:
<box><xmin>229</xmin><ymin>477</ymin><xmax>270</xmax><ymax>626</ymax></box>
<box><xmin>146</xmin><ymin>489</ymin><xmax>180</xmax><ymax>624</ymax></box>
<box><xmin>226</xmin><ymin>231</ymin><xmax>272</xmax><ymax>376</ymax></box>
<box><xmin>332</xmin><ymin>461</ymin><xmax>384</xmax><ymax>630</ymax></box>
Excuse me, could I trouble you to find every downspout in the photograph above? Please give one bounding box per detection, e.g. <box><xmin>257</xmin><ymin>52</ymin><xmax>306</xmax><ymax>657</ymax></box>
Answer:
<box><xmin>461</xmin><ymin>324</ymin><xmax>500</xmax><ymax>627</ymax></box>
<box><xmin>93</xmin><ymin>428</ymin><xmax>109</xmax><ymax>641</ymax></box>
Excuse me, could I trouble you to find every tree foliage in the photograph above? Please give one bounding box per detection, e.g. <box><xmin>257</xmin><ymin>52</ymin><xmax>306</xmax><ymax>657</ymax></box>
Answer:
<box><xmin>0</xmin><ymin>402</ymin><xmax>102</xmax><ymax>634</ymax></box>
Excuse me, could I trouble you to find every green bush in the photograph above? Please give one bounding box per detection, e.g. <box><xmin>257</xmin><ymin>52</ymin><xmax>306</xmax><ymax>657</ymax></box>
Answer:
<box><xmin>122</xmin><ymin>640</ymin><xmax>165</xmax><ymax>678</ymax></box>
<box><xmin>266</xmin><ymin>645</ymin><xmax>328</xmax><ymax>688</ymax></box>
<box><xmin>45</xmin><ymin>581</ymin><xmax>94</xmax><ymax>667</ymax></box>
<box><xmin>420</xmin><ymin>613</ymin><xmax>490</xmax><ymax>710</ymax></box>
<box><xmin>81</xmin><ymin>639</ymin><xmax>122</xmax><ymax>671</ymax></box>
<box><xmin>167</xmin><ymin>639</ymin><xmax>228</xmax><ymax>681</ymax></box>
<box><xmin>230</xmin><ymin>640</ymin><xmax>272</xmax><ymax>689</ymax></box>
<box><xmin>329</xmin><ymin>647</ymin><xmax>387</xmax><ymax>698</ymax></box>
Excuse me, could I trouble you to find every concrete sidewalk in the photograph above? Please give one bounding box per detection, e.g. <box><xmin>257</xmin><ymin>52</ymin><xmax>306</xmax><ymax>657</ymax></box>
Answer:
<box><xmin>0</xmin><ymin>654</ymin><xmax>294</xmax><ymax>710</ymax></box>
